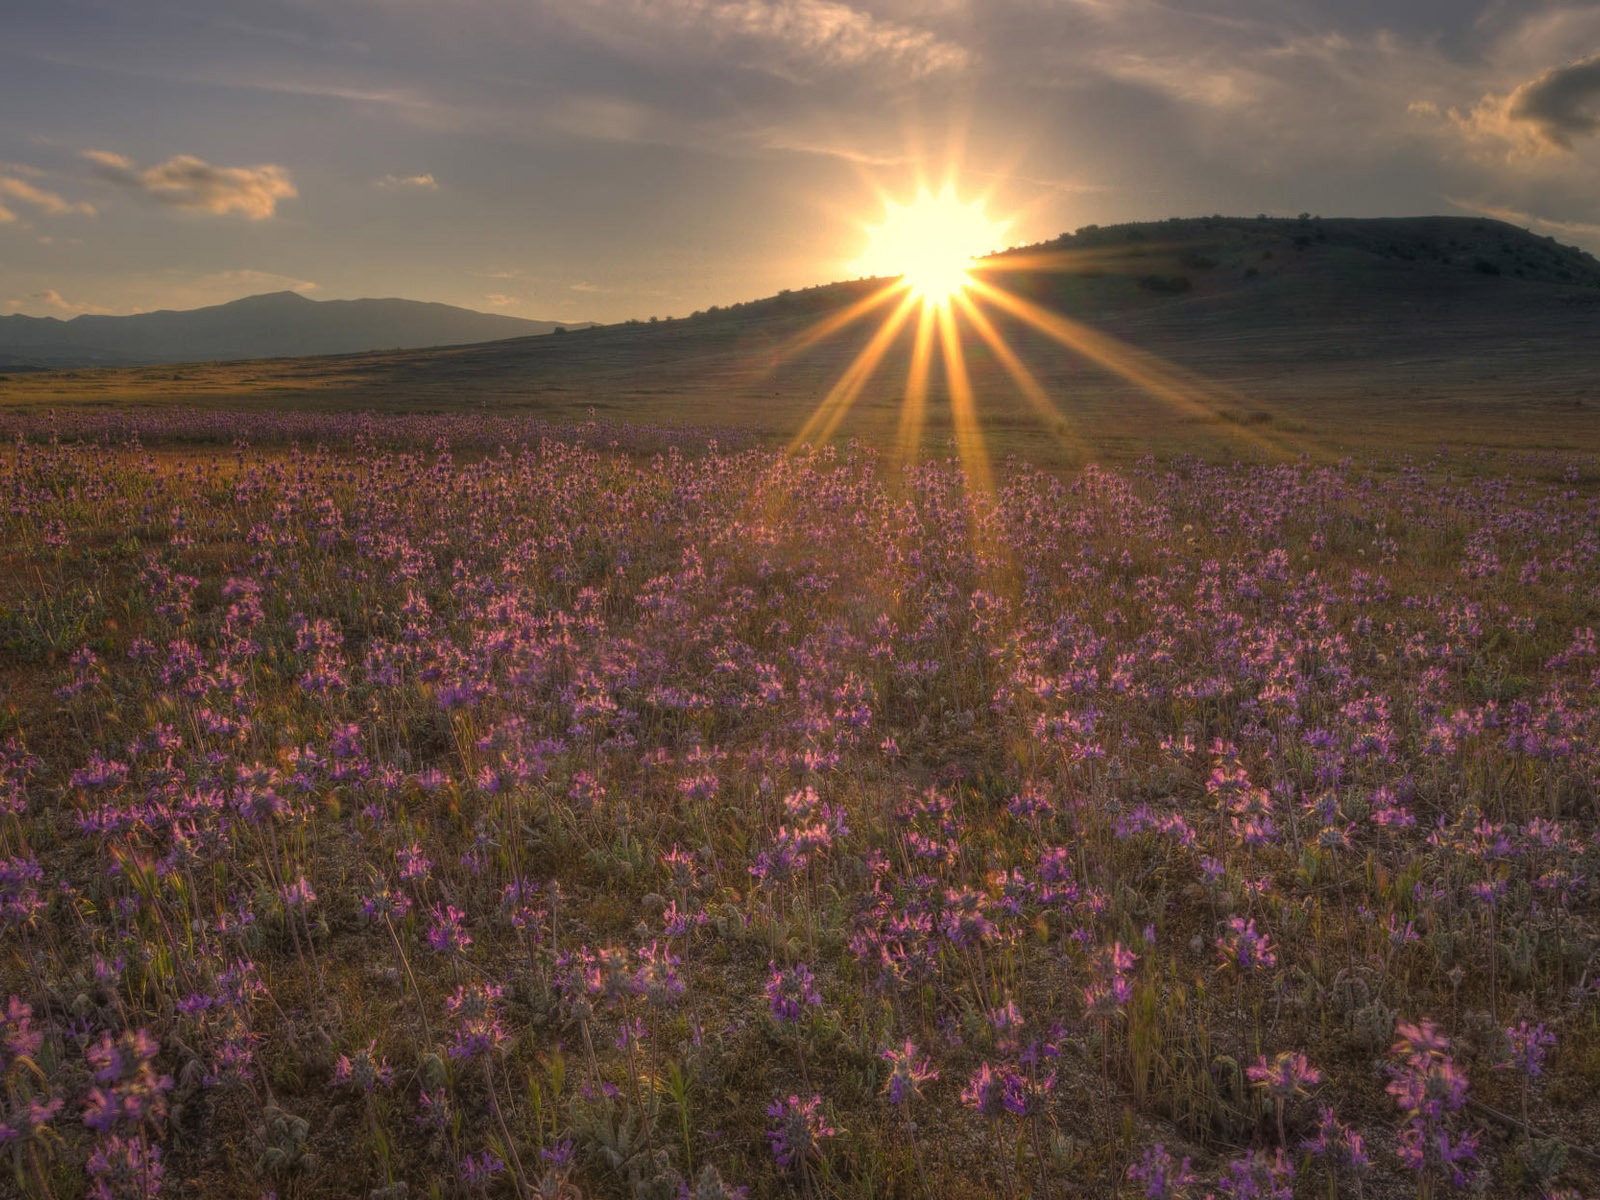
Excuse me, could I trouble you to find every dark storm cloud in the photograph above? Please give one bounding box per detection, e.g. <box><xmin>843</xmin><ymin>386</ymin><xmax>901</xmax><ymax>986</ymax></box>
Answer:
<box><xmin>1506</xmin><ymin>54</ymin><xmax>1600</xmax><ymax>150</ymax></box>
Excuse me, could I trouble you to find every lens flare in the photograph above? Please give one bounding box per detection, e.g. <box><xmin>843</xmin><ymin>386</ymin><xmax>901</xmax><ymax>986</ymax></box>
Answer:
<box><xmin>852</xmin><ymin>184</ymin><xmax>1010</xmax><ymax>305</ymax></box>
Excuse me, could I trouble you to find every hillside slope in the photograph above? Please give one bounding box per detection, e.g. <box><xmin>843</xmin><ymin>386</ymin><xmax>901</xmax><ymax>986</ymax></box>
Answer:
<box><xmin>4</xmin><ymin>216</ymin><xmax>1596</xmax><ymax>457</ymax></box>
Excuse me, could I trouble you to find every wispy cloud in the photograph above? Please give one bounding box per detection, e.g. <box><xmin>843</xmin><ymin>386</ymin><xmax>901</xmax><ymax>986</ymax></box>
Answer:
<box><xmin>377</xmin><ymin>172</ymin><xmax>438</xmax><ymax>189</ymax></box>
<box><xmin>1447</xmin><ymin>197</ymin><xmax>1600</xmax><ymax>242</ymax></box>
<box><xmin>201</xmin><ymin>269</ymin><xmax>319</xmax><ymax>295</ymax></box>
<box><xmin>83</xmin><ymin>150</ymin><xmax>296</xmax><ymax>218</ymax></box>
<box><xmin>29</xmin><ymin>289</ymin><xmax>109</xmax><ymax>316</ymax></box>
<box><xmin>544</xmin><ymin>94</ymin><xmax>662</xmax><ymax>144</ymax></box>
<box><xmin>562</xmin><ymin>0</ymin><xmax>971</xmax><ymax>82</ymax></box>
<box><xmin>747</xmin><ymin>128</ymin><xmax>912</xmax><ymax>166</ymax></box>
<box><xmin>247</xmin><ymin>79</ymin><xmax>436</xmax><ymax>109</ymax></box>
<box><xmin>0</xmin><ymin>176</ymin><xmax>96</xmax><ymax>218</ymax></box>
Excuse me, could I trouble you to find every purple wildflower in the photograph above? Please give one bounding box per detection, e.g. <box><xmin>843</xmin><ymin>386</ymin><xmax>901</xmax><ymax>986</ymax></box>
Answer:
<box><xmin>332</xmin><ymin>1041</ymin><xmax>394</xmax><ymax>1093</ymax></box>
<box><xmin>1247</xmin><ymin>1051</ymin><xmax>1321</xmax><ymax>1101</ymax></box>
<box><xmin>1387</xmin><ymin>1019</ymin><xmax>1479</xmax><ymax>1189</ymax></box>
<box><xmin>1216</xmin><ymin>916</ymin><xmax>1277</xmax><ymax>971</ymax></box>
<box><xmin>961</xmin><ymin>1062</ymin><xmax>1008</xmax><ymax>1119</ymax></box>
<box><xmin>1501</xmin><ymin>1021</ymin><xmax>1555</xmax><ymax>1078</ymax></box>
<box><xmin>1127</xmin><ymin>1144</ymin><xmax>1197</xmax><ymax>1200</ymax></box>
<box><xmin>444</xmin><ymin>983</ymin><xmax>508</xmax><ymax>1061</ymax></box>
<box><xmin>86</xmin><ymin>1133</ymin><xmax>164</xmax><ymax>1200</ymax></box>
<box><xmin>880</xmin><ymin>1040</ymin><xmax>938</xmax><ymax>1105</ymax></box>
<box><xmin>426</xmin><ymin>904</ymin><xmax>472</xmax><ymax>955</ymax></box>
<box><xmin>1215</xmin><ymin>1148</ymin><xmax>1294</xmax><ymax>1199</ymax></box>
<box><xmin>765</xmin><ymin>960</ymin><xmax>821</xmax><ymax>1023</ymax></box>
<box><xmin>766</xmin><ymin>1094</ymin><xmax>835</xmax><ymax>1172</ymax></box>
<box><xmin>459</xmin><ymin>1149</ymin><xmax>506</xmax><ymax>1190</ymax></box>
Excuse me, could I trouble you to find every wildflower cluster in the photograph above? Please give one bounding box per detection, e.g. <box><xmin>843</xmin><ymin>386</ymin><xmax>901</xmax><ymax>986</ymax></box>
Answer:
<box><xmin>2</xmin><ymin>414</ymin><xmax>1598</xmax><ymax>1196</ymax></box>
<box><xmin>1387</xmin><ymin>1020</ymin><xmax>1480</xmax><ymax>1190</ymax></box>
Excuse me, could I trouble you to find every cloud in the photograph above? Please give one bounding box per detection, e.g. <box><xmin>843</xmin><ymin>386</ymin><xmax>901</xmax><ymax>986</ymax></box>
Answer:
<box><xmin>546</xmin><ymin>94</ymin><xmax>660</xmax><ymax>144</ymax></box>
<box><xmin>83</xmin><ymin>150</ymin><xmax>296</xmax><ymax>218</ymax></box>
<box><xmin>1504</xmin><ymin>55</ymin><xmax>1600</xmax><ymax>151</ymax></box>
<box><xmin>201</xmin><ymin>269</ymin><xmax>319</xmax><ymax>295</ymax></box>
<box><xmin>0</xmin><ymin>176</ymin><xmax>96</xmax><ymax>217</ymax></box>
<box><xmin>248</xmin><ymin>80</ymin><xmax>437</xmax><ymax>110</ymax></box>
<box><xmin>377</xmin><ymin>172</ymin><xmax>438</xmax><ymax>189</ymax></box>
<box><xmin>483</xmin><ymin>293</ymin><xmax>518</xmax><ymax>307</ymax></box>
<box><xmin>30</xmin><ymin>289</ymin><xmax>108</xmax><ymax>315</ymax></box>
<box><xmin>747</xmin><ymin>128</ymin><xmax>911</xmax><ymax>165</ymax></box>
<box><xmin>1446</xmin><ymin>197</ymin><xmax>1600</xmax><ymax>242</ymax></box>
<box><xmin>570</xmin><ymin>281</ymin><xmax>605</xmax><ymax>293</ymax></box>
<box><xmin>563</xmin><ymin>0</ymin><xmax>970</xmax><ymax>82</ymax></box>
<box><xmin>81</xmin><ymin>150</ymin><xmax>135</xmax><ymax>172</ymax></box>
<box><xmin>1432</xmin><ymin>40</ymin><xmax>1600</xmax><ymax>162</ymax></box>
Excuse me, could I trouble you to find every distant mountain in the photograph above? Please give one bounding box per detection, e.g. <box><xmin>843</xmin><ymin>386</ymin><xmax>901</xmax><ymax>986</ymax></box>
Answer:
<box><xmin>0</xmin><ymin>291</ymin><xmax>587</xmax><ymax>369</ymax></box>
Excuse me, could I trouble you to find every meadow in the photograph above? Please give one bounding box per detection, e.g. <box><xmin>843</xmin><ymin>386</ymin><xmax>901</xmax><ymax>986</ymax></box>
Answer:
<box><xmin>1</xmin><ymin>408</ymin><xmax>1597</xmax><ymax>1199</ymax></box>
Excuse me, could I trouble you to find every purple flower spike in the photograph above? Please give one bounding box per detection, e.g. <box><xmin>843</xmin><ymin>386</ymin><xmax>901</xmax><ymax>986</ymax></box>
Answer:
<box><xmin>1246</xmin><ymin>1050</ymin><xmax>1321</xmax><ymax>1100</ymax></box>
<box><xmin>1501</xmin><ymin>1020</ymin><xmax>1555</xmax><ymax>1078</ymax></box>
<box><xmin>1128</xmin><ymin>1144</ymin><xmax>1197</xmax><ymax>1200</ymax></box>
<box><xmin>880</xmin><ymin>1039</ymin><xmax>938</xmax><ymax>1106</ymax></box>
<box><xmin>765</xmin><ymin>960</ymin><xmax>821</xmax><ymax>1023</ymax></box>
<box><xmin>766</xmin><ymin>1094</ymin><xmax>835</xmax><ymax>1172</ymax></box>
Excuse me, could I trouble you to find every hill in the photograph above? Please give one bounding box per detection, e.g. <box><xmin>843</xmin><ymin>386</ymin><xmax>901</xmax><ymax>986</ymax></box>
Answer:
<box><xmin>3</xmin><ymin>215</ymin><xmax>1597</xmax><ymax>460</ymax></box>
<box><xmin>0</xmin><ymin>291</ymin><xmax>585</xmax><ymax>369</ymax></box>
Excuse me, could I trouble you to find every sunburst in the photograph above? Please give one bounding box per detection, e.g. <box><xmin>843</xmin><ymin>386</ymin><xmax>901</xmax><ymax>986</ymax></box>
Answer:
<box><xmin>851</xmin><ymin>184</ymin><xmax>1010</xmax><ymax>306</ymax></box>
<box><xmin>785</xmin><ymin>180</ymin><xmax>1300</xmax><ymax>482</ymax></box>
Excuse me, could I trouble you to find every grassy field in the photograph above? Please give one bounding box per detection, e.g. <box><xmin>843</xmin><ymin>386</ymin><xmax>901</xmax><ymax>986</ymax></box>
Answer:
<box><xmin>2</xmin><ymin>218</ymin><xmax>1598</xmax><ymax>1197</ymax></box>
<box><xmin>1</xmin><ymin>405</ymin><xmax>1598</xmax><ymax>1199</ymax></box>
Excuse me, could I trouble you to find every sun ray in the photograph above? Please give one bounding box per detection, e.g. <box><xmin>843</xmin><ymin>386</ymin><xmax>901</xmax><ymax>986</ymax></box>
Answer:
<box><xmin>973</xmin><ymin>245</ymin><xmax>1159</xmax><ymax>277</ymax></box>
<box><xmin>966</xmin><ymin>279</ymin><xmax>1297</xmax><ymax>457</ymax></box>
<box><xmin>937</xmin><ymin>299</ymin><xmax>1023</xmax><ymax>605</ymax></box>
<box><xmin>789</xmin><ymin>290</ymin><xmax>920</xmax><ymax>451</ymax></box>
<box><xmin>773</xmin><ymin>279</ymin><xmax>907</xmax><ymax>362</ymax></box>
<box><xmin>937</xmin><ymin>299</ymin><xmax>994</xmax><ymax>504</ymax></box>
<box><xmin>951</xmin><ymin>289</ymin><xmax>1084</xmax><ymax>461</ymax></box>
<box><xmin>785</xmin><ymin>174</ymin><xmax>1309</xmax><ymax>477</ymax></box>
<box><xmin>895</xmin><ymin>298</ymin><xmax>939</xmax><ymax>469</ymax></box>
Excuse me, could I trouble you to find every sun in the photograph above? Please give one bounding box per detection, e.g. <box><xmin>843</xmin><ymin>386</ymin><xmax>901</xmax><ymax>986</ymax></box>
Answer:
<box><xmin>852</xmin><ymin>184</ymin><xmax>1011</xmax><ymax>304</ymax></box>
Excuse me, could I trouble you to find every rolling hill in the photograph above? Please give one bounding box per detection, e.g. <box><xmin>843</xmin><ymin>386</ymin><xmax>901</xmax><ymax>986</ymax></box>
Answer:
<box><xmin>4</xmin><ymin>215</ymin><xmax>1598</xmax><ymax>459</ymax></box>
<box><xmin>0</xmin><ymin>290</ymin><xmax>585</xmax><ymax>370</ymax></box>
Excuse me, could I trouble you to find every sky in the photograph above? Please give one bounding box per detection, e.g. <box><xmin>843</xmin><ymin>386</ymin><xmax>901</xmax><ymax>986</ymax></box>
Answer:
<box><xmin>3</xmin><ymin>0</ymin><xmax>1600</xmax><ymax>323</ymax></box>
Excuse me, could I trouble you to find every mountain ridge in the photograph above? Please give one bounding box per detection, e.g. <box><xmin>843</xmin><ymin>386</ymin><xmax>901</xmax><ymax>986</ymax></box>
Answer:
<box><xmin>0</xmin><ymin>291</ymin><xmax>587</xmax><ymax>369</ymax></box>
